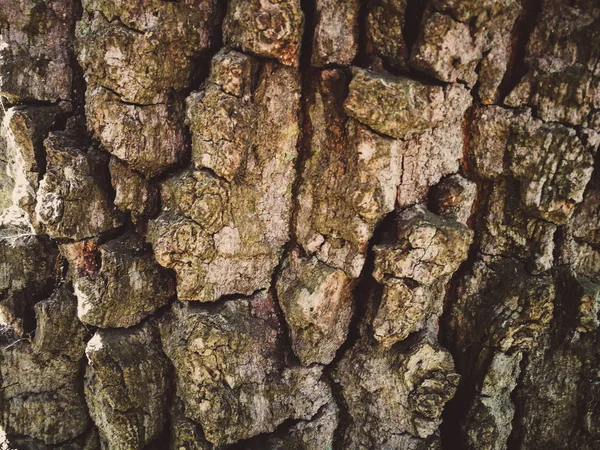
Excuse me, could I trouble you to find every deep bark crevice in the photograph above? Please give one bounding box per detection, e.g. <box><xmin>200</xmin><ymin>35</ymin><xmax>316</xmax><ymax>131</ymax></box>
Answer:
<box><xmin>2</xmin><ymin>0</ymin><xmax>599</xmax><ymax>448</ymax></box>
<box><xmin>497</xmin><ymin>0</ymin><xmax>543</xmax><ymax>102</ymax></box>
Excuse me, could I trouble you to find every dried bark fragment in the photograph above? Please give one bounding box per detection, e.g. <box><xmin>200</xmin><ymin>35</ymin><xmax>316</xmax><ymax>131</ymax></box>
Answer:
<box><xmin>462</xmin><ymin>352</ymin><xmax>523</xmax><ymax>450</ymax></box>
<box><xmin>451</xmin><ymin>256</ymin><xmax>554</xmax><ymax>353</ymax></box>
<box><xmin>297</xmin><ymin>69</ymin><xmax>403</xmax><ymax>277</ymax></box>
<box><xmin>311</xmin><ymin>0</ymin><xmax>359</xmax><ymax>66</ymax></box>
<box><xmin>61</xmin><ymin>233</ymin><xmax>175</xmax><ymax>328</ymax></box>
<box><xmin>0</xmin><ymin>106</ymin><xmax>62</xmax><ymax>224</ymax></box>
<box><xmin>470</xmin><ymin>106</ymin><xmax>597</xmax><ymax>225</ymax></box>
<box><xmin>35</xmin><ymin>127</ymin><xmax>122</xmax><ymax>241</ymax></box>
<box><xmin>0</xmin><ymin>229</ymin><xmax>57</xmax><ymax>339</ymax></box>
<box><xmin>397</xmin><ymin>120</ymin><xmax>465</xmax><ymax>208</ymax></box>
<box><xmin>85</xmin><ymin>323</ymin><xmax>169</xmax><ymax>450</ymax></box>
<box><xmin>373</xmin><ymin>206</ymin><xmax>473</xmax><ymax>287</ymax></box>
<box><xmin>86</xmin><ymin>87</ymin><xmax>187</xmax><ymax>178</ymax></box>
<box><xmin>0</xmin><ymin>0</ymin><xmax>74</xmax><ymax>102</ymax></box>
<box><xmin>223</xmin><ymin>0</ymin><xmax>304</xmax><ymax>67</ymax></box>
<box><xmin>297</xmin><ymin>119</ymin><xmax>402</xmax><ymax>276</ymax></box>
<box><xmin>76</xmin><ymin>0</ymin><xmax>220</xmax><ymax>105</ymax></box>
<box><xmin>0</xmin><ymin>285</ymin><xmax>89</xmax><ymax>445</ymax></box>
<box><xmin>149</xmin><ymin>50</ymin><xmax>300</xmax><ymax>301</ymax></box>
<box><xmin>147</xmin><ymin>212</ymin><xmax>216</xmax><ymax>301</ymax></box>
<box><xmin>430</xmin><ymin>174</ymin><xmax>477</xmax><ymax>224</ymax></box>
<box><xmin>410</xmin><ymin>0</ymin><xmax>521</xmax><ymax>103</ymax></box>
<box><xmin>109</xmin><ymin>157</ymin><xmax>158</xmax><ymax>223</ymax></box>
<box><xmin>75</xmin><ymin>0</ymin><xmax>219</xmax><ymax>179</ymax></box>
<box><xmin>371</xmin><ymin>206</ymin><xmax>472</xmax><ymax>346</ymax></box>
<box><xmin>344</xmin><ymin>68</ymin><xmax>472</xmax><ymax>140</ymax></box>
<box><xmin>262</xmin><ymin>402</ymin><xmax>338</xmax><ymax>450</ymax></box>
<box><xmin>372</xmin><ymin>278</ymin><xmax>446</xmax><ymax>348</ymax></box>
<box><xmin>333</xmin><ymin>335</ymin><xmax>459</xmax><ymax>448</ymax></box>
<box><xmin>186</xmin><ymin>50</ymin><xmax>258</xmax><ymax>181</ymax></box>
<box><xmin>276</xmin><ymin>249</ymin><xmax>354</xmax><ymax>365</ymax></box>
<box><xmin>297</xmin><ymin>70</ymin><xmax>470</xmax><ymax>276</ymax></box>
<box><xmin>159</xmin><ymin>293</ymin><xmax>332</xmax><ymax>446</ymax></box>
<box><xmin>505</xmin><ymin>0</ymin><xmax>600</xmax><ymax>126</ymax></box>
<box><xmin>411</xmin><ymin>12</ymin><xmax>480</xmax><ymax>86</ymax></box>
<box><xmin>366</xmin><ymin>0</ymin><xmax>409</xmax><ymax>70</ymax></box>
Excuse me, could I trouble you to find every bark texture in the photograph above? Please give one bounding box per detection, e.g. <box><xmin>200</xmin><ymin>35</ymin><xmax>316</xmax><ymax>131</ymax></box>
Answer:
<box><xmin>0</xmin><ymin>0</ymin><xmax>599</xmax><ymax>449</ymax></box>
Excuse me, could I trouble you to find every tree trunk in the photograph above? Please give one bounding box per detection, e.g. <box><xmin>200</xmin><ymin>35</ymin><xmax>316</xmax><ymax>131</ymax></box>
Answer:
<box><xmin>0</xmin><ymin>0</ymin><xmax>599</xmax><ymax>449</ymax></box>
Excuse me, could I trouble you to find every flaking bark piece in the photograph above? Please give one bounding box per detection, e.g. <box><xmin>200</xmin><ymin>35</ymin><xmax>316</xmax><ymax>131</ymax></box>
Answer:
<box><xmin>276</xmin><ymin>249</ymin><xmax>354</xmax><ymax>365</ymax></box>
<box><xmin>86</xmin><ymin>86</ymin><xmax>187</xmax><ymax>178</ymax></box>
<box><xmin>223</xmin><ymin>0</ymin><xmax>304</xmax><ymax>67</ymax></box>
<box><xmin>1</xmin><ymin>284</ymin><xmax>89</xmax><ymax>445</ymax></box>
<box><xmin>371</xmin><ymin>206</ymin><xmax>472</xmax><ymax>347</ymax></box>
<box><xmin>333</xmin><ymin>335</ymin><xmax>460</xmax><ymax>448</ymax></box>
<box><xmin>61</xmin><ymin>233</ymin><xmax>176</xmax><ymax>328</ymax></box>
<box><xmin>373</xmin><ymin>206</ymin><xmax>473</xmax><ymax>286</ymax></box>
<box><xmin>85</xmin><ymin>323</ymin><xmax>169</xmax><ymax>450</ymax></box>
<box><xmin>76</xmin><ymin>0</ymin><xmax>220</xmax><ymax>104</ymax></box>
<box><xmin>35</xmin><ymin>128</ymin><xmax>122</xmax><ymax>241</ymax></box>
<box><xmin>296</xmin><ymin>69</ymin><xmax>404</xmax><ymax>277</ymax></box>
<box><xmin>0</xmin><ymin>0</ymin><xmax>74</xmax><ymax>102</ymax></box>
<box><xmin>150</xmin><ymin>50</ymin><xmax>300</xmax><ymax>301</ymax></box>
<box><xmin>159</xmin><ymin>293</ymin><xmax>332</xmax><ymax>446</ymax></box>
<box><xmin>109</xmin><ymin>157</ymin><xmax>159</xmax><ymax>223</ymax></box>
<box><xmin>344</xmin><ymin>68</ymin><xmax>471</xmax><ymax>140</ymax></box>
<box><xmin>311</xmin><ymin>0</ymin><xmax>359</xmax><ymax>66</ymax></box>
<box><xmin>410</xmin><ymin>0</ymin><xmax>521</xmax><ymax>102</ymax></box>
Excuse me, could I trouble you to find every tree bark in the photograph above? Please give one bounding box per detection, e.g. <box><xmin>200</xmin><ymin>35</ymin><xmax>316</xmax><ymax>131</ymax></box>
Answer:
<box><xmin>0</xmin><ymin>0</ymin><xmax>599</xmax><ymax>449</ymax></box>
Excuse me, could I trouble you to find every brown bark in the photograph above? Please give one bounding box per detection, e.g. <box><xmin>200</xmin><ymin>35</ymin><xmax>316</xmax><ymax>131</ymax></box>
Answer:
<box><xmin>0</xmin><ymin>0</ymin><xmax>599</xmax><ymax>449</ymax></box>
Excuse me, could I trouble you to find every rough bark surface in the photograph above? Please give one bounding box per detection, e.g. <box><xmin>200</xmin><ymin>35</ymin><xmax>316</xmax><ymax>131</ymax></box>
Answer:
<box><xmin>0</xmin><ymin>0</ymin><xmax>599</xmax><ymax>449</ymax></box>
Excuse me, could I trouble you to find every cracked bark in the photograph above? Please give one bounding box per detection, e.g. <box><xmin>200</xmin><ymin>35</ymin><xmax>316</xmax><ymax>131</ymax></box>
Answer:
<box><xmin>1</xmin><ymin>0</ymin><xmax>599</xmax><ymax>449</ymax></box>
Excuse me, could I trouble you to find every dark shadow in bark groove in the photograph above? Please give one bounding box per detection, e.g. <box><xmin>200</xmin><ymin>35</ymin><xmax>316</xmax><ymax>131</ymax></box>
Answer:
<box><xmin>188</xmin><ymin>4</ymin><xmax>226</xmax><ymax>95</ymax></box>
<box><xmin>140</xmin><ymin>345</ymin><xmax>177</xmax><ymax>450</ymax></box>
<box><xmin>504</xmin><ymin>346</ymin><xmax>529</xmax><ymax>450</ymax></box>
<box><xmin>268</xmin><ymin>242</ymin><xmax>305</xmax><ymax>367</ymax></box>
<box><xmin>289</xmin><ymin>63</ymin><xmax>316</xmax><ymax>246</ymax></box>
<box><xmin>224</xmin><ymin>414</ymin><xmax>317</xmax><ymax>450</ymax></box>
<box><xmin>403</xmin><ymin>0</ymin><xmax>427</xmax><ymax>54</ymax></box>
<box><xmin>324</xmin><ymin>210</ymin><xmax>397</xmax><ymax>450</ymax></box>
<box><xmin>438</xmin><ymin>102</ymin><xmax>496</xmax><ymax>450</ymax></box>
<box><xmin>352</xmin><ymin>0</ymin><xmax>369</xmax><ymax>67</ymax></box>
<box><xmin>497</xmin><ymin>0</ymin><xmax>543</xmax><ymax>103</ymax></box>
<box><xmin>437</xmin><ymin>222</ymin><xmax>494</xmax><ymax>450</ymax></box>
<box><xmin>300</xmin><ymin>0</ymin><xmax>317</xmax><ymax>68</ymax></box>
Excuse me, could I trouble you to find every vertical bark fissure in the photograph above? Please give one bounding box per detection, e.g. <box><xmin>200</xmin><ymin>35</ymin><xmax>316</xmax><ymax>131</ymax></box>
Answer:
<box><xmin>2</xmin><ymin>0</ymin><xmax>599</xmax><ymax>448</ymax></box>
<box><xmin>497</xmin><ymin>0</ymin><xmax>543</xmax><ymax>102</ymax></box>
